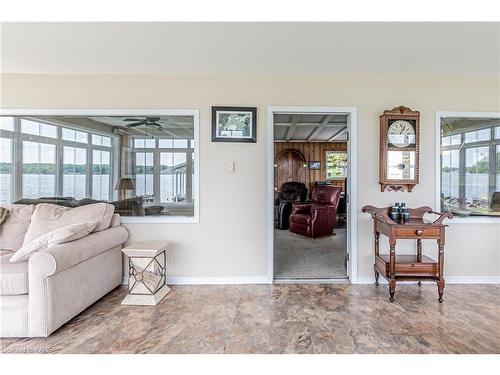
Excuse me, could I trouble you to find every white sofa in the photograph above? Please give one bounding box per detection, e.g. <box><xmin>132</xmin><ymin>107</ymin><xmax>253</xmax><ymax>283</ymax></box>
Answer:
<box><xmin>0</xmin><ymin>203</ymin><xmax>129</xmax><ymax>337</ymax></box>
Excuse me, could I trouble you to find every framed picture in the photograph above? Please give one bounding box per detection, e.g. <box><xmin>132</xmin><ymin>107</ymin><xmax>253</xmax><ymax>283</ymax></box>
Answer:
<box><xmin>309</xmin><ymin>161</ymin><xmax>321</xmax><ymax>170</ymax></box>
<box><xmin>212</xmin><ymin>106</ymin><xmax>257</xmax><ymax>143</ymax></box>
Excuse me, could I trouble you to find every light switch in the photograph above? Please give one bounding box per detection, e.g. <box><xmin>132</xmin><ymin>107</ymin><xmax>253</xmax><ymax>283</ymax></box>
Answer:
<box><xmin>227</xmin><ymin>161</ymin><xmax>235</xmax><ymax>173</ymax></box>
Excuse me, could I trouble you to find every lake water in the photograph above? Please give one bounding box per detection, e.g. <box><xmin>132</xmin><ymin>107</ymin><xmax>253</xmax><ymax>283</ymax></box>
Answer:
<box><xmin>0</xmin><ymin>173</ymin><xmax>185</xmax><ymax>204</ymax></box>
<box><xmin>0</xmin><ymin>174</ymin><xmax>109</xmax><ymax>204</ymax></box>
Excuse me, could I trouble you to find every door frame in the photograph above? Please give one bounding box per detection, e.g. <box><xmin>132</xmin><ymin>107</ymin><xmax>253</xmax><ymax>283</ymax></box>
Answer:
<box><xmin>267</xmin><ymin>106</ymin><xmax>358</xmax><ymax>283</ymax></box>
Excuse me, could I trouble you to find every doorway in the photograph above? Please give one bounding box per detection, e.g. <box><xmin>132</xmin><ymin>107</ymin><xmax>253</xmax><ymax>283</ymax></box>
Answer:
<box><xmin>267</xmin><ymin>106</ymin><xmax>358</xmax><ymax>283</ymax></box>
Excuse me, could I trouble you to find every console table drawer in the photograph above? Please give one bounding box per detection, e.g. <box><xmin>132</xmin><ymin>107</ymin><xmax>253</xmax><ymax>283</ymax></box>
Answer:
<box><xmin>396</xmin><ymin>227</ymin><xmax>441</xmax><ymax>238</ymax></box>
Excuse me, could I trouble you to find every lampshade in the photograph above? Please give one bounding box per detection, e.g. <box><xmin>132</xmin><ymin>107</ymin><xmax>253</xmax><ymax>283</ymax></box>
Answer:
<box><xmin>115</xmin><ymin>177</ymin><xmax>135</xmax><ymax>191</ymax></box>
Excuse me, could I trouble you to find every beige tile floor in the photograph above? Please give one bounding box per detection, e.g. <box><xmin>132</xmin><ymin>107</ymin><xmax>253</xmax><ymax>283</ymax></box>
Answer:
<box><xmin>1</xmin><ymin>284</ymin><xmax>499</xmax><ymax>354</ymax></box>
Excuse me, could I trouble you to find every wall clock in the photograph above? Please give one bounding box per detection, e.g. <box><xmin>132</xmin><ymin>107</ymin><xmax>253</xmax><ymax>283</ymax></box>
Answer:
<box><xmin>379</xmin><ymin>106</ymin><xmax>420</xmax><ymax>192</ymax></box>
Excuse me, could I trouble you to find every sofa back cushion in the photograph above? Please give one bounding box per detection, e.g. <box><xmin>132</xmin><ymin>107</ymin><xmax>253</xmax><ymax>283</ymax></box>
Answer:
<box><xmin>23</xmin><ymin>203</ymin><xmax>115</xmax><ymax>244</ymax></box>
<box><xmin>0</xmin><ymin>205</ymin><xmax>35</xmax><ymax>251</ymax></box>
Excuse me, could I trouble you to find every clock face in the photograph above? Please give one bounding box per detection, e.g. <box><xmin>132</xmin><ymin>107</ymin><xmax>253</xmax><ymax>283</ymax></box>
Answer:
<box><xmin>388</xmin><ymin>120</ymin><xmax>416</xmax><ymax>148</ymax></box>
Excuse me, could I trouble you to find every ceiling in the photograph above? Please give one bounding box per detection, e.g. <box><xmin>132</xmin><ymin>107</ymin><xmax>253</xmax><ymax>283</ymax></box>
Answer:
<box><xmin>1</xmin><ymin>23</ymin><xmax>499</xmax><ymax>76</ymax></box>
<box><xmin>274</xmin><ymin>113</ymin><xmax>348</xmax><ymax>142</ymax></box>
<box><xmin>40</xmin><ymin>115</ymin><xmax>194</xmax><ymax>138</ymax></box>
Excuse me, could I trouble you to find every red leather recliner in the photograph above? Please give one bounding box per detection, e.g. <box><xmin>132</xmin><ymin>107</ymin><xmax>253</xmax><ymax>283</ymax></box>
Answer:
<box><xmin>289</xmin><ymin>185</ymin><xmax>342</xmax><ymax>238</ymax></box>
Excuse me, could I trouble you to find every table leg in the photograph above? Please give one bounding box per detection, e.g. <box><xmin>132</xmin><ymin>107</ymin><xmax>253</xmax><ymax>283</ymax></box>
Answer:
<box><xmin>417</xmin><ymin>239</ymin><xmax>422</xmax><ymax>286</ymax></box>
<box><xmin>389</xmin><ymin>243</ymin><xmax>396</xmax><ymax>302</ymax></box>
<box><xmin>374</xmin><ymin>230</ymin><xmax>380</xmax><ymax>286</ymax></box>
<box><xmin>437</xmin><ymin>240</ymin><xmax>445</xmax><ymax>303</ymax></box>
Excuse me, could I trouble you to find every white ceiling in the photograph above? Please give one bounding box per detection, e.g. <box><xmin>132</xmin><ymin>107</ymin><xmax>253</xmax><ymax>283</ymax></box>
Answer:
<box><xmin>274</xmin><ymin>113</ymin><xmax>348</xmax><ymax>142</ymax></box>
<box><xmin>1</xmin><ymin>23</ymin><xmax>499</xmax><ymax>75</ymax></box>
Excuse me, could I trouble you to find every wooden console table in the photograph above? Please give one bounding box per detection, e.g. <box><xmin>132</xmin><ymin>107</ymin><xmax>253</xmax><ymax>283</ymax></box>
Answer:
<box><xmin>362</xmin><ymin>205</ymin><xmax>453</xmax><ymax>303</ymax></box>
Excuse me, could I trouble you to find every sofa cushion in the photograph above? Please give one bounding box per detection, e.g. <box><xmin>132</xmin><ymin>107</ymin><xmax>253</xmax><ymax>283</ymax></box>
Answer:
<box><xmin>0</xmin><ymin>204</ymin><xmax>35</xmax><ymax>251</ymax></box>
<box><xmin>11</xmin><ymin>221</ymin><xmax>98</xmax><ymax>263</ymax></box>
<box><xmin>23</xmin><ymin>203</ymin><xmax>115</xmax><ymax>244</ymax></box>
<box><xmin>0</xmin><ymin>252</ymin><xmax>29</xmax><ymax>295</ymax></box>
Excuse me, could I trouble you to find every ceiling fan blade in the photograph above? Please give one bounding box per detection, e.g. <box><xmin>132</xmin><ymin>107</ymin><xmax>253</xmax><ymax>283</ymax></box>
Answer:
<box><xmin>126</xmin><ymin>122</ymin><xmax>145</xmax><ymax>127</ymax></box>
<box><xmin>123</xmin><ymin>118</ymin><xmax>143</xmax><ymax>122</ymax></box>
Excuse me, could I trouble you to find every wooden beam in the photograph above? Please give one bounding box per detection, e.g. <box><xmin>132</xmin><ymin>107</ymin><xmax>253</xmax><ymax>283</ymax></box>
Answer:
<box><xmin>275</xmin><ymin>122</ymin><xmax>347</xmax><ymax>127</ymax></box>
<box><xmin>285</xmin><ymin>115</ymin><xmax>299</xmax><ymax>141</ymax></box>
<box><xmin>327</xmin><ymin>127</ymin><xmax>347</xmax><ymax>141</ymax></box>
<box><xmin>306</xmin><ymin>115</ymin><xmax>333</xmax><ymax>141</ymax></box>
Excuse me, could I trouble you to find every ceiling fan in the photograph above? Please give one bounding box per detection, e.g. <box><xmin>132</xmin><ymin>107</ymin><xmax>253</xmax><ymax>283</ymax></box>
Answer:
<box><xmin>123</xmin><ymin>117</ymin><xmax>162</xmax><ymax>128</ymax></box>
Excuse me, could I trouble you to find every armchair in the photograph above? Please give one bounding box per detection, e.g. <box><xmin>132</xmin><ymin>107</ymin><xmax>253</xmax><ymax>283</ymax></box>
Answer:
<box><xmin>289</xmin><ymin>185</ymin><xmax>342</xmax><ymax>238</ymax></box>
<box><xmin>274</xmin><ymin>182</ymin><xmax>308</xmax><ymax>229</ymax></box>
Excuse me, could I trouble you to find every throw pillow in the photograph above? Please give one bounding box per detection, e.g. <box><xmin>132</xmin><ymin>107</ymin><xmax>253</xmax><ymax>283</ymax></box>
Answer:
<box><xmin>10</xmin><ymin>221</ymin><xmax>98</xmax><ymax>263</ymax></box>
<box><xmin>23</xmin><ymin>203</ymin><xmax>114</xmax><ymax>244</ymax></box>
<box><xmin>0</xmin><ymin>207</ymin><xmax>9</xmax><ymax>224</ymax></box>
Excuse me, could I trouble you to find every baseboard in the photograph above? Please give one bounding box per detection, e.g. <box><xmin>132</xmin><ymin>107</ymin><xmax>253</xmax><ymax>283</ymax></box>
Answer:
<box><xmin>122</xmin><ymin>276</ymin><xmax>270</xmax><ymax>285</ymax></box>
<box><xmin>355</xmin><ymin>276</ymin><xmax>500</xmax><ymax>285</ymax></box>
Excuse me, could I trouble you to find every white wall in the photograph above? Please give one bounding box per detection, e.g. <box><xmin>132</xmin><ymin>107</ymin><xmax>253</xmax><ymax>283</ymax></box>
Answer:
<box><xmin>2</xmin><ymin>73</ymin><xmax>499</xmax><ymax>281</ymax></box>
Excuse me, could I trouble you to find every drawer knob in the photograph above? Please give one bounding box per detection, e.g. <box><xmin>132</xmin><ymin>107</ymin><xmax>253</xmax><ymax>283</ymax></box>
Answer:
<box><xmin>416</xmin><ymin>230</ymin><xmax>423</xmax><ymax>236</ymax></box>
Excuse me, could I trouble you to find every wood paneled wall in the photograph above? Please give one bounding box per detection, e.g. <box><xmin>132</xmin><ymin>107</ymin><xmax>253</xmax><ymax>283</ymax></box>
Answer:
<box><xmin>274</xmin><ymin>142</ymin><xmax>347</xmax><ymax>193</ymax></box>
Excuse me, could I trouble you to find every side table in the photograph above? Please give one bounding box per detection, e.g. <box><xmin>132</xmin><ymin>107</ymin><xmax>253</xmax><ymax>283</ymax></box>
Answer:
<box><xmin>121</xmin><ymin>241</ymin><xmax>170</xmax><ymax>306</ymax></box>
<box><xmin>362</xmin><ymin>205</ymin><xmax>453</xmax><ymax>303</ymax></box>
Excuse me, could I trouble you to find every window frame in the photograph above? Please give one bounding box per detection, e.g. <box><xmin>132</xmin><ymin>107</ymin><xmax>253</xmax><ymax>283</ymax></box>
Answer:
<box><xmin>435</xmin><ymin>111</ymin><xmax>500</xmax><ymax>224</ymax></box>
<box><xmin>0</xmin><ymin>109</ymin><xmax>200</xmax><ymax>224</ymax></box>
<box><xmin>128</xmin><ymin>136</ymin><xmax>194</xmax><ymax>208</ymax></box>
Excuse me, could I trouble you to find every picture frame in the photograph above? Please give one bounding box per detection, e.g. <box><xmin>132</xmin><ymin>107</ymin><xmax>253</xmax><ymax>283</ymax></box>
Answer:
<box><xmin>212</xmin><ymin>106</ymin><xmax>257</xmax><ymax>143</ymax></box>
<box><xmin>309</xmin><ymin>161</ymin><xmax>321</xmax><ymax>170</ymax></box>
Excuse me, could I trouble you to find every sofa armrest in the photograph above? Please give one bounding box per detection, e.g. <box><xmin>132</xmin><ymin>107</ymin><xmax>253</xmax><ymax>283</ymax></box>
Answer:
<box><xmin>29</xmin><ymin>226</ymin><xmax>129</xmax><ymax>277</ymax></box>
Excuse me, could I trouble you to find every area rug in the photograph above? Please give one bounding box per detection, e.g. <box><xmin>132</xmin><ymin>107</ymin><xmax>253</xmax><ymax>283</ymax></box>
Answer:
<box><xmin>274</xmin><ymin>228</ymin><xmax>347</xmax><ymax>279</ymax></box>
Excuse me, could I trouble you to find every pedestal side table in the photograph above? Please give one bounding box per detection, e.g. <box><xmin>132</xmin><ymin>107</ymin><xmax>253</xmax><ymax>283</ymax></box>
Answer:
<box><xmin>121</xmin><ymin>241</ymin><xmax>171</xmax><ymax>306</ymax></box>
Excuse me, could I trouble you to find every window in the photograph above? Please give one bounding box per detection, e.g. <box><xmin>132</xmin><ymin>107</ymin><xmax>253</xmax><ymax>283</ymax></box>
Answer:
<box><xmin>0</xmin><ymin>116</ymin><xmax>116</xmax><ymax>206</ymax></box>
<box><xmin>134</xmin><ymin>152</ymin><xmax>154</xmax><ymax>201</ymax></box>
<box><xmin>62</xmin><ymin>128</ymin><xmax>88</xmax><ymax>143</ymax></box>
<box><xmin>439</xmin><ymin>115</ymin><xmax>500</xmax><ymax>217</ymax></box>
<box><xmin>63</xmin><ymin>146</ymin><xmax>87</xmax><ymax>199</ymax></box>
<box><xmin>326</xmin><ymin>151</ymin><xmax>348</xmax><ymax>179</ymax></box>
<box><xmin>0</xmin><ymin>113</ymin><xmax>198</xmax><ymax>220</ymax></box>
<box><xmin>0</xmin><ymin>138</ymin><xmax>12</xmax><ymax>204</ymax></box>
<box><xmin>21</xmin><ymin>119</ymin><xmax>57</xmax><ymax>138</ymax></box>
<box><xmin>92</xmin><ymin>134</ymin><xmax>111</xmax><ymax>147</ymax></box>
<box><xmin>0</xmin><ymin>117</ymin><xmax>14</xmax><ymax>132</ymax></box>
<box><xmin>22</xmin><ymin>141</ymin><xmax>56</xmax><ymax>198</ymax></box>
<box><xmin>128</xmin><ymin>135</ymin><xmax>195</xmax><ymax>214</ymax></box>
<box><xmin>160</xmin><ymin>152</ymin><xmax>187</xmax><ymax>202</ymax></box>
<box><xmin>92</xmin><ymin>150</ymin><xmax>111</xmax><ymax>201</ymax></box>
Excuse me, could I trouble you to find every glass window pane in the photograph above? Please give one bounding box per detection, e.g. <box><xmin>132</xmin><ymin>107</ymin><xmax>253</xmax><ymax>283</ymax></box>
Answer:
<box><xmin>63</xmin><ymin>128</ymin><xmax>88</xmax><ymax>143</ymax></box>
<box><xmin>190</xmin><ymin>139</ymin><xmax>195</xmax><ymax>149</ymax></box>
<box><xmin>465</xmin><ymin>147</ymin><xmax>489</xmax><ymax>211</ymax></box>
<box><xmin>92</xmin><ymin>150</ymin><xmax>110</xmax><ymax>201</ymax></box>
<box><xmin>63</xmin><ymin>146</ymin><xmax>87</xmax><ymax>199</ymax></box>
<box><xmin>0</xmin><ymin>117</ymin><xmax>14</xmax><ymax>131</ymax></box>
<box><xmin>441</xmin><ymin>149</ymin><xmax>460</xmax><ymax>201</ymax></box>
<box><xmin>160</xmin><ymin>152</ymin><xmax>187</xmax><ymax>203</ymax></box>
<box><xmin>21</xmin><ymin>119</ymin><xmax>39</xmax><ymax>135</ymax></box>
<box><xmin>102</xmin><ymin>136</ymin><xmax>111</xmax><ymax>147</ymax></box>
<box><xmin>135</xmin><ymin>152</ymin><xmax>154</xmax><ymax>200</ymax></box>
<box><xmin>21</xmin><ymin>120</ymin><xmax>56</xmax><ymax>138</ymax></box>
<box><xmin>22</xmin><ymin>141</ymin><xmax>56</xmax><ymax>198</ymax></box>
<box><xmin>92</xmin><ymin>134</ymin><xmax>102</xmax><ymax>146</ymax></box>
<box><xmin>134</xmin><ymin>138</ymin><xmax>154</xmax><ymax>148</ymax></box>
<box><xmin>173</xmin><ymin>139</ymin><xmax>188</xmax><ymax>148</ymax></box>
<box><xmin>326</xmin><ymin>151</ymin><xmax>348</xmax><ymax>179</ymax></box>
<box><xmin>40</xmin><ymin>124</ymin><xmax>57</xmax><ymax>138</ymax></box>
<box><xmin>387</xmin><ymin>151</ymin><xmax>415</xmax><ymax>180</ymax></box>
<box><xmin>495</xmin><ymin>126</ymin><xmax>500</xmax><ymax>139</ymax></box>
<box><xmin>0</xmin><ymin>138</ymin><xmax>12</xmax><ymax>204</ymax></box>
<box><xmin>497</xmin><ymin>145</ymin><xmax>500</xmax><ymax>191</ymax></box>
<box><xmin>158</xmin><ymin>139</ymin><xmax>173</xmax><ymax>148</ymax></box>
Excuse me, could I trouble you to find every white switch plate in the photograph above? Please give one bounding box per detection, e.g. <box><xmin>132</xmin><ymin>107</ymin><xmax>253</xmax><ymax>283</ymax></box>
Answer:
<box><xmin>227</xmin><ymin>161</ymin><xmax>235</xmax><ymax>173</ymax></box>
